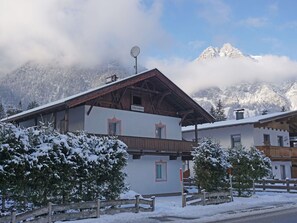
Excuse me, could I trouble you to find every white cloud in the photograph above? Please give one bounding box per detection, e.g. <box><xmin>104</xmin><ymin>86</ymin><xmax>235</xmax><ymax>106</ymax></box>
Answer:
<box><xmin>0</xmin><ymin>0</ymin><xmax>168</xmax><ymax>73</ymax></box>
<box><xmin>145</xmin><ymin>55</ymin><xmax>297</xmax><ymax>94</ymax></box>
<box><xmin>239</xmin><ymin>17</ymin><xmax>268</xmax><ymax>28</ymax></box>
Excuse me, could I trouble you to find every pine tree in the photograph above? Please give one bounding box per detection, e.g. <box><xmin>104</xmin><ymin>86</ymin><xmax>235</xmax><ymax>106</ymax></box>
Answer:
<box><xmin>193</xmin><ymin>138</ymin><xmax>231</xmax><ymax>192</ymax></box>
<box><xmin>209</xmin><ymin>106</ymin><xmax>216</xmax><ymax>118</ymax></box>
<box><xmin>228</xmin><ymin>146</ymin><xmax>252</xmax><ymax>197</ymax></box>
<box><xmin>228</xmin><ymin>146</ymin><xmax>271</xmax><ymax>197</ymax></box>
<box><xmin>27</xmin><ymin>101</ymin><xmax>39</xmax><ymax>110</ymax></box>
<box><xmin>0</xmin><ymin>103</ymin><xmax>5</xmax><ymax>119</ymax></box>
<box><xmin>215</xmin><ymin>100</ymin><xmax>227</xmax><ymax>121</ymax></box>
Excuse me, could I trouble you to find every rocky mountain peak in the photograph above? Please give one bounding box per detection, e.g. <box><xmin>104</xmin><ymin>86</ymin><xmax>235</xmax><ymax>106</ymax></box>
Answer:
<box><xmin>197</xmin><ymin>43</ymin><xmax>245</xmax><ymax>61</ymax></box>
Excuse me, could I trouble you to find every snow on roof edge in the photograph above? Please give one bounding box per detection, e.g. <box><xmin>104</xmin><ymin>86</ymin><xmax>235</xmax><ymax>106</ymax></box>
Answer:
<box><xmin>182</xmin><ymin>110</ymin><xmax>297</xmax><ymax>132</ymax></box>
<box><xmin>1</xmin><ymin>68</ymin><xmax>156</xmax><ymax>122</ymax></box>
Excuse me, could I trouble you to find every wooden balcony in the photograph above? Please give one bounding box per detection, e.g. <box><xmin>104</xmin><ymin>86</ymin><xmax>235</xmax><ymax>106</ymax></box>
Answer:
<box><xmin>257</xmin><ymin>146</ymin><xmax>297</xmax><ymax>160</ymax></box>
<box><xmin>117</xmin><ymin>135</ymin><xmax>194</xmax><ymax>156</ymax></box>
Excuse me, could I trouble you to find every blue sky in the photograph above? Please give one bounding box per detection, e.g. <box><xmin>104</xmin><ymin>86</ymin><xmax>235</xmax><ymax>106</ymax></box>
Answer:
<box><xmin>1</xmin><ymin>0</ymin><xmax>297</xmax><ymax>91</ymax></box>
<box><xmin>143</xmin><ymin>0</ymin><xmax>297</xmax><ymax>60</ymax></box>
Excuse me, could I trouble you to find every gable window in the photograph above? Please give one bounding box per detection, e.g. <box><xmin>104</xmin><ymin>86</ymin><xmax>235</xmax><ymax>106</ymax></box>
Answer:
<box><xmin>264</xmin><ymin>134</ymin><xmax>270</xmax><ymax>145</ymax></box>
<box><xmin>231</xmin><ymin>134</ymin><xmax>241</xmax><ymax>148</ymax></box>
<box><xmin>155</xmin><ymin>122</ymin><xmax>166</xmax><ymax>139</ymax></box>
<box><xmin>277</xmin><ymin>136</ymin><xmax>284</xmax><ymax>147</ymax></box>
<box><xmin>108</xmin><ymin>117</ymin><xmax>121</xmax><ymax>135</ymax></box>
<box><xmin>132</xmin><ymin>95</ymin><xmax>142</xmax><ymax>106</ymax></box>
<box><xmin>155</xmin><ymin>161</ymin><xmax>167</xmax><ymax>181</ymax></box>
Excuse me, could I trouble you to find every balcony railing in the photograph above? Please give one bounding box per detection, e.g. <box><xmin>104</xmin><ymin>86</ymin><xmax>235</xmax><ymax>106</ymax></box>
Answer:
<box><xmin>117</xmin><ymin>135</ymin><xmax>194</xmax><ymax>153</ymax></box>
<box><xmin>257</xmin><ymin>146</ymin><xmax>297</xmax><ymax>159</ymax></box>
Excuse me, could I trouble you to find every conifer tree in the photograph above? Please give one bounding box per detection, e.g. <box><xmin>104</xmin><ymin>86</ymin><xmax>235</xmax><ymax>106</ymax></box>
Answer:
<box><xmin>0</xmin><ymin>103</ymin><xmax>5</xmax><ymax>119</ymax></box>
<box><xmin>27</xmin><ymin>101</ymin><xmax>39</xmax><ymax>110</ymax></box>
<box><xmin>215</xmin><ymin>100</ymin><xmax>227</xmax><ymax>121</ymax></box>
<box><xmin>193</xmin><ymin>138</ymin><xmax>231</xmax><ymax>192</ymax></box>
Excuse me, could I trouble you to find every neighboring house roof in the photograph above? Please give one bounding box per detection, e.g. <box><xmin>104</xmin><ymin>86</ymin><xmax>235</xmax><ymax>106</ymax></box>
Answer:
<box><xmin>2</xmin><ymin>68</ymin><xmax>214</xmax><ymax>126</ymax></box>
<box><xmin>182</xmin><ymin>110</ymin><xmax>297</xmax><ymax>132</ymax></box>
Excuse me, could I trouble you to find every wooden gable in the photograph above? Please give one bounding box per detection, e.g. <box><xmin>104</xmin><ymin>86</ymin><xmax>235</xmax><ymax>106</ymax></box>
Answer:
<box><xmin>65</xmin><ymin>69</ymin><xmax>213</xmax><ymax>126</ymax></box>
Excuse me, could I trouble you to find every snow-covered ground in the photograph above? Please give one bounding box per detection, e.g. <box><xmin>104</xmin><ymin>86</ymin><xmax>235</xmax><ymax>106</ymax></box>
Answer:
<box><xmin>65</xmin><ymin>192</ymin><xmax>297</xmax><ymax>223</ymax></box>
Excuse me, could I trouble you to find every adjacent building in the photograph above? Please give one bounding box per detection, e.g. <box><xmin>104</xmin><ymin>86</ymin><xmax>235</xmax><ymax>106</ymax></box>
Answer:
<box><xmin>183</xmin><ymin>110</ymin><xmax>297</xmax><ymax>179</ymax></box>
<box><xmin>2</xmin><ymin>68</ymin><xmax>213</xmax><ymax>195</ymax></box>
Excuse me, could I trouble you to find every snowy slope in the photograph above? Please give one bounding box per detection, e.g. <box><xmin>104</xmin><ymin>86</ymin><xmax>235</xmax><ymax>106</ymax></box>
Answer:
<box><xmin>0</xmin><ymin>61</ymin><xmax>138</xmax><ymax>109</ymax></box>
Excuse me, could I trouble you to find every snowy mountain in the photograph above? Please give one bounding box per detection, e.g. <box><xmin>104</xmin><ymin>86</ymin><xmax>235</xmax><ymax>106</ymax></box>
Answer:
<box><xmin>193</xmin><ymin>43</ymin><xmax>297</xmax><ymax>118</ymax></box>
<box><xmin>197</xmin><ymin>43</ymin><xmax>246</xmax><ymax>60</ymax></box>
<box><xmin>0</xmin><ymin>43</ymin><xmax>296</xmax><ymax>120</ymax></box>
<box><xmin>0</xmin><ymin>61</ymin><xmax>139</xmax><ymax>109</ymax></box>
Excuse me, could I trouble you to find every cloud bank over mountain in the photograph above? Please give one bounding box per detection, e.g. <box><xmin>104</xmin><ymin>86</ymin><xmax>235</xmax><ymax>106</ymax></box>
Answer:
<box><xmin>146</xmin><ymin>44</ymin><xmax>297</xmax><ymax>94</ymax></box>
<box><xmin>0</xmin><ymin>0</ymin><xmax>168</xmax><ymax>74</ymax></box>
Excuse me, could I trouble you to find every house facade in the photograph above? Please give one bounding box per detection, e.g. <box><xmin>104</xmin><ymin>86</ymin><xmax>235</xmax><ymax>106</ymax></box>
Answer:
<box><xmin>182</xmin><ymin>111</ymin><xmax>297</xmax><ymax>179</ymax></box>
<box><xmin>3</xmin><ymin>68</ymin><xmax>213</xmax><ymax>195</ymax></box>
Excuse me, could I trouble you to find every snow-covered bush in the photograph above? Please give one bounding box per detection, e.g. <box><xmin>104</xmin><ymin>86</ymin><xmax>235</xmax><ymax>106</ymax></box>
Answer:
<box><xmin>0</xmin><ymin>122</ymin><xmax>128</xmax><ymax>211</ymax></box>
<box><xmin>0</xmin><ymin>122</ymin><xmax>31</xmax><ymax>210</ymax></box>
<box><xmin>192</xmin><ymin>138</ymin><xmax>231</xmax><ymax>192</ymax></box>
<box><xmin>228</xmin><ymin>146</ymin><xmax>271</xmax><ymax>197</ymax></box>
<box><xmin>249</xmin><ymin>146</ymin><xmax>272</xmax><ymax>180</ymax></box>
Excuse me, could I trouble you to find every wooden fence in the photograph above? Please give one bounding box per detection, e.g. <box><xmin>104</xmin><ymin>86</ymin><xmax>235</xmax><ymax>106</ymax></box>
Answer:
<box><xmin>182</xmin><ymin>190</ymin><xmax>233</xmax><ymax>207</ymax></box>
<box><xmin>0</xmin><ymin>195</ymin><xmax>155</xmax><ymax>223</ymax></box>
<box><xmin>253</xmin><ymin>179</ymin><xmax>297</xmax><ymax>193</ymax></box>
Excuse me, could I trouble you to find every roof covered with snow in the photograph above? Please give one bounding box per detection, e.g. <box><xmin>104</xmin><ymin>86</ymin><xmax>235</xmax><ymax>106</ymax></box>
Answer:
<box><xmin>182</xmin><ymin>110</ymin><xmax>297</xmax><ymax>132</ymax></box>
<box><xmin>2</xmin><ymin>68</ymin><xmax>214</xmax><ymax>126</ymax></box>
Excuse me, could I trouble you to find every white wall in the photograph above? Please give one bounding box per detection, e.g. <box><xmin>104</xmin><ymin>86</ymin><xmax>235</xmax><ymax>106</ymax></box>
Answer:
<box><xmin>125</xmin><ymin>155</ymin><xmax>183</xmax><ymax>195</ymax></box>
<box><xmin>253</xmin><ymin>128</ymin><xmax>290</xmax><ymax>147</ymax></box>
<box><xmin>183</xmin><ymin>124</ymin><xmax>255</xmax><ymax>149</ymax></box>
<box><xmin>271</xmin><ymin>161</ymin><xmax>292</xmax><ymax>179</ymax></box>
<box><xmin>84</xmin><ymin>106</ymin><xmax>182</xmax><ymax>140</ymax></box>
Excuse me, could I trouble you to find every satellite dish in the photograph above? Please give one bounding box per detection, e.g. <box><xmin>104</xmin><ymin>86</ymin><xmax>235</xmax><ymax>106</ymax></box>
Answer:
<box><xmin>130</xmin><ymin>46</ymin><xmax>140</xmax><ymax>58</ymax></box>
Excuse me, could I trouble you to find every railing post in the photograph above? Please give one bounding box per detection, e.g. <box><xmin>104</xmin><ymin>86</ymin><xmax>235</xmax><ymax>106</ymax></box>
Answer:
<box><xmin>48</xmin><ymin>202</ymin><xmax>52</xmax><ymax>223</ymax></box>
<box><xmin>286</xmin><ymin>179</ymin><xmax>290</xmax><ymax>192</ymax></box>
<box><xmin>230</xmin><ymin>188</ymin><xmax>233</xmax><ymax>202</ymax></box>
<box><xmin>96</xmin><ymin>199</ymin><xmax>101</xmax><ymax>218</ymax></box>
<box><xmin>202</xmin><ymin>190</ymin><xmax>206</xmax><ymax>206</ymax></box>
<box><xmin>11</xmin><ymin>210</ymin><xmax>16</xmax><ymax>223</ymax></box>
<box><xmin>135</xmin><ymin>195</ymin><xmax>140</xmax><ymax>213</ymax></box>
<box><xmin>253</xmin><ymin>179</ymin><xmax>255</xmax><ymax>195</ymax></box>
<box><xmin>182</xmin><ymin>193</ymin><xmax>187</xmax><ymax>207</ymax></box>
<box><xmin>151</xmin><ymin>196</ymin><xmax>155</xmax><ymax>212</ymax></box>
<box><xmin>263</xmin><ymin>179</ymin><xmax>266</xmax><ymax>191</ymax></box>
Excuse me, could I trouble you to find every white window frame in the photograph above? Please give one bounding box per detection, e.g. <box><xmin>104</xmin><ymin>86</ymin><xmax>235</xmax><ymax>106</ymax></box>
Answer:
<box><xmin>231</xmin><ymin>134</ymin><xmax>241</xmax><ymax>148</ymax></box>
<box><xmin>263</xmin><ymin>134</ymin><xmax>271</xmax><ymax>146</ymax></box>
<box><xmin>277</xmin><ymin>135</ymin><xmax>284</xmax><ymax>147</ymax></box>
<box><xmin>155</xmin><ymin>161</ymin><xmax>167</xmax><ymax>182</ymax></box>
<box><xmin>108</xmin><ymin>117</ymin><xmax>121</xmax><ymax>135</ymax></box>
<box><xmin>155</xmin><ymin>122</ymin><xmax>166</xmax><ymax>139</ymax></box>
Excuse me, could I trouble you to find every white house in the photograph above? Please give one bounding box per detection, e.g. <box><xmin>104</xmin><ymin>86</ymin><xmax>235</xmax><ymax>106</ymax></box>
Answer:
<box><xmin>182</xmin><ymin>111</ymin><xmax>297</xmax><ymax>180</ymax></box>
<box><xmin>2</xmin><ymin>68</ymin><xmax>213</xmax><ymax>196</ymax></box>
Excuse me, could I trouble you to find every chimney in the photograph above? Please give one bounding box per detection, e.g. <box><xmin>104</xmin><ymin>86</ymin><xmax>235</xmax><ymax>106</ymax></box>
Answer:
<box><xmin>234</xmin><ymin>108</ymin><xmax>244</xmax><ymax>120</ymax></box>
<box><xmin>105</xmin><ymin>75</ymin><xmax>118</xmax><ymax>84</ymax></box>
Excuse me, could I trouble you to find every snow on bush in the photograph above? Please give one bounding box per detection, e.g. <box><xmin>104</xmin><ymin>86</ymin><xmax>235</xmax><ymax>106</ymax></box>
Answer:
<box><xmin>0</xmin><ymin>122</ymin><xmax>128</xmax><ymax>211</ymax></box>
<box><xmin>228</xmin><ymin>146</ymin><xmax>271</xmax><ymax>197</ymax></box>
<box><xmin>192</xmin><ymin>138</ymin><xmax>231</xmax><ymax>192</ymax></box>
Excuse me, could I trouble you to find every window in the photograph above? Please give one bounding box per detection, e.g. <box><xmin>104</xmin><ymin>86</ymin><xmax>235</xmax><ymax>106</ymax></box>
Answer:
<box><xmin>277</xmin><ymin>136</ymin><xmax>284</xmax><ymax>147</ymax></box>
<box><xmin>263</xmin><ymin>134</ymin><xmax>270</xmax><ymax>145</ymax></box>
<box><xmin>155</xmin><ymin>161</ymin><xmax>167</xmax><ymax>181</ymax></box>
<box><xmin>132</xmin><ymin>95</ymin><xmax>142</xmax><ymax>106</ymax></box>
<box><xmin>155</xmin><ymin>122</ymin><xmax>166</xmax><ymax>139</ymax></box>
<box><xmin>108</xmin><ymin>117</ymin><xmax>121</xmax><ymax>135</ymax></box>
<box><xmin>280</xmin><ymin>165</ymin><xmax>286</xmax><ymax>179</ymax></box>
<box><xmin>231</xmin><ymin>134</ymin><xmax>241</xmax><ymax>148</ymax></box>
